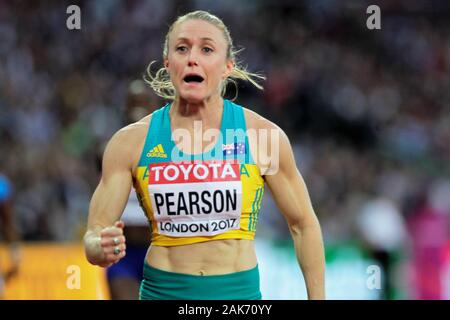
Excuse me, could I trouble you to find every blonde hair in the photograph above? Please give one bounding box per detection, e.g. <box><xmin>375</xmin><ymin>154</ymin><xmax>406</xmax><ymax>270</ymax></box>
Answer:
<box><xmin>144</xmin><ymin>10</ymin><xmax>265</xmax><ymax>100</ymax></box>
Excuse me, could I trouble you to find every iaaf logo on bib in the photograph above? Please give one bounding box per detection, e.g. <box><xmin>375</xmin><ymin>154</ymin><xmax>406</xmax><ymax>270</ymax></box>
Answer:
<box><xmin>148</xmin><ymin>161</ymin><xmax>240</xmax><ymax>184</ymax></box>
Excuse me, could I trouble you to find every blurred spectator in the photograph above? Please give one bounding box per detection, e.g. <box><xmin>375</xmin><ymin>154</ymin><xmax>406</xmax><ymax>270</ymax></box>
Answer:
<box><xmin>407</xmin><ymin>183</ymin><xmax>450</xmax><ymax>299</ymax></box>
<box><xmin>356</xmin><ymin>195</ymin><xmax>407</xmax><ymax>299</ymax></box>
<box><xmin>0</xmin><ymin>173</ymin><xmax>21</xmax><ymax>298</ymax></box>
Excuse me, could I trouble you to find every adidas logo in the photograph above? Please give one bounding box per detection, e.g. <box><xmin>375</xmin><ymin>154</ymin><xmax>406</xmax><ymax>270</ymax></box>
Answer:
<box><xmin>147</xmin><ymin>144</ymin><xmax>168</xmax><ymax>158</ymax></box>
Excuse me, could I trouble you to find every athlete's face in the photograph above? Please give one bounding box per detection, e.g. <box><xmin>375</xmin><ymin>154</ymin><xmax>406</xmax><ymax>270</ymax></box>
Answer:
<box><xmin>165</xmin><ymin>19</ymin><xmax>234</xmax><ymax>103</ymax></box>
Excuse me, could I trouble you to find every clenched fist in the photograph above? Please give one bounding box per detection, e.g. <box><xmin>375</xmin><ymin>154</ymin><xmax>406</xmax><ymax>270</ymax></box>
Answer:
<box><xmin>98</xmin><ymin>221</ymin><xmax>127</xmax><ymax>267</ymax></box>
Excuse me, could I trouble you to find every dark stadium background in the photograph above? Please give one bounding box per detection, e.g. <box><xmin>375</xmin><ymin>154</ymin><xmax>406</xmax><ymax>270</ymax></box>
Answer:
<box><xmin>0</xmin><ymin>0</ymin><xmax>449</xmax><ymax>299</ymax></box>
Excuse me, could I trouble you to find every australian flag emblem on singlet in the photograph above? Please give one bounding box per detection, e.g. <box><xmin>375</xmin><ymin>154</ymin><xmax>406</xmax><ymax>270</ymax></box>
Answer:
<box><xmin>222</xmin><ymin>142</ymin><xmax>246</xmax><ymax>156</ymax></box>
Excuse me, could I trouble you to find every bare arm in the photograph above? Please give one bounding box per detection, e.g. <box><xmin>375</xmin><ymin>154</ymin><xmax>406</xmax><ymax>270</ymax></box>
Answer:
<box><xmin>264</xmin><ymin>125</ymin><xmax>326</xmax><ymax>300</ymax></box>
<box><xmin>84</xmin><ymin>128</ymin><xmax>136</xmax><ymax>267</ymax></box>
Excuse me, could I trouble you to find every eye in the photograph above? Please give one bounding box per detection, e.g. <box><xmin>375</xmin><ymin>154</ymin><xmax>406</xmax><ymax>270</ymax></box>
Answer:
<box><xmin>176</xmin><ymin>46</ymin><xmax>188</xmax><ymax>53</ymax></box>
<box><xmin>202</xmin><ymin>47</ymin><xmax>213</xmax><ymax>53</ymax></box>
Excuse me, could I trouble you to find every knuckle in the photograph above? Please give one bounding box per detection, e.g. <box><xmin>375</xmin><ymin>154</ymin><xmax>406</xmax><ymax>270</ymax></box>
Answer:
<box><xmin>100</xmin><ymin>240</ymin><xmax>109</xmax><ymax>247</ymax></box>
<box><xmin>110</xmin><ymin>228</ymin><xmax>120</xmax><ymax>235</ymax></box>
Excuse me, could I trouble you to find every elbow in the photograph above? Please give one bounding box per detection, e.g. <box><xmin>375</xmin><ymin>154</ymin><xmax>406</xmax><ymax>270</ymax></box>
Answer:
<box><xmin>287</xmin><ymin>212</ymin><xmax>320</xmax><ymax>237</ymax></box>
<box><xmin>287</xmin><ymin>219</ymin><xmax>303</xmax><ymax>237</ymax></box>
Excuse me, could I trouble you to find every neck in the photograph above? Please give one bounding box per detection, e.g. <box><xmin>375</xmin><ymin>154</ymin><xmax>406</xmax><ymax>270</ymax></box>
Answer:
<box><xmin>171</xmin><ymin>95</ymin><xmax>223</xmax><ymax>121</ymax></box>
<box><xmin>170</xmin><ymin>96</ymin><xmax>225</xmax><ymax>133</ymax></box>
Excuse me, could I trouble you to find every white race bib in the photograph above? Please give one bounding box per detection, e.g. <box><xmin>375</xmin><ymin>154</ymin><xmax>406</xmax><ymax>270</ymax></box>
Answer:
<box><xmin>148</xmin><ymin>160</ymin><xmax>242</xmax><ymax>237</ymax></box>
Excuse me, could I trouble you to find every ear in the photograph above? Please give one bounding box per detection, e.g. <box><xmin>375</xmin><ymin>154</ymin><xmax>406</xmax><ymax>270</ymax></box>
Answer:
<box><xmin>223</xmin><ymin>60</ymin><xmax>234</xmax><ymax>79</ymax></box>
<box><xmin>164</xmin><ymin>59</ymin><xmax>169</xmax><ymax>70</ymax></box>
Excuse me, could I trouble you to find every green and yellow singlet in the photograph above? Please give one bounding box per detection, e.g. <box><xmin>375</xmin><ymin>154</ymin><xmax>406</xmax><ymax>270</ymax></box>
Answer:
<box><xmin>133</xmin><ymin>99</ymin><xmax>265</xmax><ymax>246</ymax></box>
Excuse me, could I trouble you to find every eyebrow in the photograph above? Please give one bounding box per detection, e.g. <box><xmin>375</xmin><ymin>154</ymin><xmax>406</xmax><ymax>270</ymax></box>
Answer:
<box><xmin>176</xmin><ymin>37</ymin><xmax>216</xmax><ymax>43</ymax></box>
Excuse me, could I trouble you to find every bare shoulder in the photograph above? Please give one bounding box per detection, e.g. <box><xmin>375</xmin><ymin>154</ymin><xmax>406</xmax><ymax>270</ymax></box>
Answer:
<box><xmin>102</xmin><ymin>114</ymin><xmax>153</xmax><ymax>173</ymax></box>
<box><xmin>109</xmin><ymin>114</ymin><xmax>152</xmax><ymax>149</ymax></box>
<box><xmin>242</xmin><ymin>107</ymin><xmax>289</xmax><ymax>142</ymax></box>
<box><xmin>242</xmin><ymin>107</ymin><xmax>293</xmax><ymax>176</ymax></box>
<box><xmin>243</xmin><ymin>107</ymin><xmax>283</xmax><ymax>132</ymax></box>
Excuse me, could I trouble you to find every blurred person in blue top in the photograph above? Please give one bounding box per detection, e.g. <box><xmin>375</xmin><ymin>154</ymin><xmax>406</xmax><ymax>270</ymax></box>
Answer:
<box><xmin>0</xmin><ymin>173</ymin><xmax>21</xmax><ymax>299</ymax></box>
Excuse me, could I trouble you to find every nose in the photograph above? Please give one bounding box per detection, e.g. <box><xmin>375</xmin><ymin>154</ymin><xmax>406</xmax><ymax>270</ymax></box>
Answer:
<box><xmin>187</xmin><ymin>49</ymin><xmax>199</xmax><ymax>67</ymax></box>
<box><xmin>188</xmin><ymin>57</ymin><xmax>198</xmax><ymax>67</ymax></box>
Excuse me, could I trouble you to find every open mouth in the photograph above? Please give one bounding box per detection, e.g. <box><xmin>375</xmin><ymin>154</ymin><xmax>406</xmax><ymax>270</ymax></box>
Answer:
<box><xmin>183</xmin><ymin>74</ymin><xmax>204</xmax><ymax>83</ymax></box>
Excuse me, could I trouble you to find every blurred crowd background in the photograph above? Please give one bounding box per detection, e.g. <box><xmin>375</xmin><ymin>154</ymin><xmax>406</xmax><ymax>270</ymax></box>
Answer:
<box><xmin>0</xmin><ymin>0</ymin><xmax>449</xmax><ymax>299</ymax></box>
